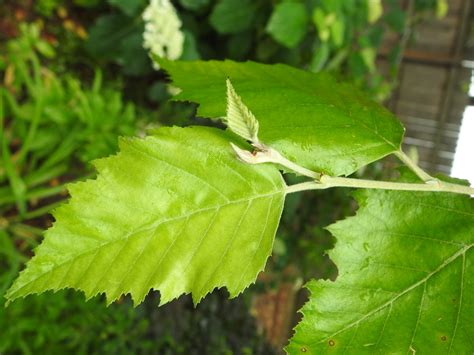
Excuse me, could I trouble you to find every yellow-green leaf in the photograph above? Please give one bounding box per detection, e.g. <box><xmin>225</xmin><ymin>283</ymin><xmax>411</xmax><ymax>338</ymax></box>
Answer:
<box><xmin>6</xmin><ymin>127</ymin><xmax>286</xmax><ymax>306</ymax></box>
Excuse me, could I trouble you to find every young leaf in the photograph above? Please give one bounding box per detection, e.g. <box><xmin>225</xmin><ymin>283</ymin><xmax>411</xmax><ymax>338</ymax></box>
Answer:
<box><xmin>226</xmin><ymin>79</ymin><xmax>259</xmax><ymax>143</ymax></box>
<box><xmin>6</xmin><ymin>127</ymin><xmax>286</xmax><ymax>306</ymax></box>
<box><xmin>287</xmin><ymin>187</ymin><xmax>474</xmax><ymax>353</ymax></box>
<box><xmin>157</xmin><ymin>59</ymin><xmax>404</xmax><ymax>176</ymax></box>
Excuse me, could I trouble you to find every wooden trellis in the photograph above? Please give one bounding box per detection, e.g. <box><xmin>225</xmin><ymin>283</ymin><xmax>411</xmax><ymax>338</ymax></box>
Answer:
<box><xmin>381</xmin><ymin>0</ymin><xmax>473</xmax><ymax>174</ymax></box>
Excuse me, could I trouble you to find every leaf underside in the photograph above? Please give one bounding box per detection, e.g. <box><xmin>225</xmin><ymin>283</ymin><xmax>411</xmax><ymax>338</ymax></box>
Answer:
<box><xmin>157</xmin><ymin>58</ymin><xmax>404</xmax><ymax>176</ymax></box>
<box><xmin>288</xmin><ymin>187</ymin><xmax>474</xmax><ymax>354</ymax></box>
<box><xmin>6</xmin><ymin>127</ymin><xmax>286</xmax><ymax>306</ymax></box>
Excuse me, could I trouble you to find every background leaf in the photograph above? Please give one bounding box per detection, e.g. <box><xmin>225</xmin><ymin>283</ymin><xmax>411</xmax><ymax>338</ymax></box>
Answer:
<box><xmin>287</xmin><ymin>185</ymin><xmax>474</xmax><ymax>353</ymax></box>
<box><xmin>6</xmin><ymin>127</ymin><xmax>286</xmax><ymax>306</ymax></box>
<box><xmin>266</xmin><ymin>2</ymin><xmax>308</xmax><ymax>48</ymax></box>
<box><xmin>85</xmin><ymin>14</ymin><xmax>151</xmax><ymax>75</ymax></box>
<box><xmin>85</xmin><ymin>14</ymin><xmax>134</xmax><ymax>58</ymax></box>
<box><xmin>367</xmin><ymin>0</ymin><xmax>382</xmax><ymax>23</ymax></box>
<box><xmin>209</xmin><ymin>0</ymin><xmax>256</xmax><ymax>34</ymax></box>
<box><xmin>158</xmin><ymin>59</ymin><xmax>405</xmax><ymax>176</ymax></box>
<box><xmin>309</xmin><ymin>42</ymin><xmax>329</xmax><ymax>72</ymax></box>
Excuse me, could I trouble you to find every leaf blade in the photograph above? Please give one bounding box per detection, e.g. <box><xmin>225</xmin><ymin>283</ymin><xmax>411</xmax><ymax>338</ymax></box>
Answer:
<box><xmin>287</xmin><ymin>188</ymin><xmax>474</xmax><ymax>353</ymax></box>
<box><xmin>6</xmin><ymin>127</ymin><xmax>286</xmax><ymax>306</ymax></box>
<box><xmin>158</xmin><ymin>59</ymin><xmax>405</xmax><ymax>176</ymax></box>
<box><xmin>226</xmin><ymin>78</ymin><xmax>259</xmax><ymax>143</ymax></box>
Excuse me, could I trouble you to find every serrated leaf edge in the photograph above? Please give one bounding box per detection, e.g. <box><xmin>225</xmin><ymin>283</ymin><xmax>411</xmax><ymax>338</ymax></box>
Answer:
<box><xmin>225</xmin><ymin>78</ymin><xmax>259</xmax><ymax>143</ymax></box>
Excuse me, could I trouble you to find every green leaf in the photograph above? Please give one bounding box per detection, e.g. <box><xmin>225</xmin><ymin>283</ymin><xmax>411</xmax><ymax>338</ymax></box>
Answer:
<box><xmin>34</xmin><ymin>41</ymin><xmax>56</xmax><ymax>59</ymax></box>
<box><xmin>85</xmin><ymin>14</ymin><xmax>138</xmax><ymax>59</ymax></box>
<box><xmin>367</xmin><ymin>0</ymin><xmax>382</xmax><ymax>23</ymax></box>
<box><xmin>86</xmin><ymin>15</ymin><xmax>150</xmax><ymax>75</ymax></box>
<box><xmin>226</xmin><ymin>79</ymin><xmax>259</xmax><ymax>143</ymax></box>
<box><xmin>436</xmin><ymin>0</ymin><xmax>448</xmax><ymax>18</ymax></box>
<box><xmin>118</xmin><ymin>31</ymin><xmax>152</xmax><ymax>76</ymax></box>
<box><xmin>287</xmin><ymin>188</ymin><xmax>474</xmax><ymax>353</ymax></box>
<box><xmin>209</xmin><ymin>0</ymin><xmax>256</xmax><ymax>34</ymax></box>
<box><xmin>309</xmin><ymin>42</ymin><xmax>329</xmax><ymax>72</ymax></box>
<box><xmin>330</xmin><ymin>17</ymin><xmax>345</xmax><ymax>47</ymax></box>
<box><xmin>1</xmin><ymin>128</ymin><xmax>27</xmax><ymax>216</ymax></box>
<box><xmin>320</xmin><ymin>0</ymin><xmax>342</xmax><ymax>13</ymax></box>
<box><xmin>360</xmin><ymin>47</ymin><xmax>376</xmax><ymax>73</ymax></box>
<box><xmin>312</xmin><ymin>8</ymin><xmax>330</xmax><ymax>42</ymax></box>
<box><xmin>266</xmin><ymin>2</ymin><xmax>308</xmax><ymax>48</ymax></box>
<box><xmin>6</xmin><ymin>127</ymin><xmax>286</xmax><ymax>306</ymax></box>
<box><xmin>157</xmin><ymin>59</ymin><xmax>404</xmax><ymax>176</ymax></box>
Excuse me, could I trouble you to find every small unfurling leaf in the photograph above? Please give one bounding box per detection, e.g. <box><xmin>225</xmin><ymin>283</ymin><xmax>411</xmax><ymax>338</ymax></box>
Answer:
<box><xmin>226</xmin><ymin>79</ymin><xmax>260</xmax><ymax>143</ymax></box>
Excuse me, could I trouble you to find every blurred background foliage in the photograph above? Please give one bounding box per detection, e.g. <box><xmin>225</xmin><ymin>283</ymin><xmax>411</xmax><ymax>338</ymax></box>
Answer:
<box><xmin>0</xmin><ymin>0</ymin><xmax>445</xmax><ymax>353</ymax></box>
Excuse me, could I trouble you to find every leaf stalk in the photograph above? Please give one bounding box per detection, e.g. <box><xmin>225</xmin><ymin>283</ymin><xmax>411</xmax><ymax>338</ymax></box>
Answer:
<box><xmin>285</xmin><ymin>176</ymin><xmax>474</xmax><ymax>196</ymax></box>
<box><xmin>231</xmin><ymin>143</ymin><xmax>320</xmax><ymax>179</ymax></box>
<box><xmin>394</xmin><ymin>150</ymin><xmax>435</xmax><ymax>183</ymax></box>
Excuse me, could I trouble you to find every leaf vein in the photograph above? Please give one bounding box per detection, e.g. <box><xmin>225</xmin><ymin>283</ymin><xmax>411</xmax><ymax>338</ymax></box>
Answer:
<box><xmin>127</xmin><ymin>141</ymin><xmax>230</xmax><ymax>203</ymax></box>
<box><xmin>234</xmin><ymin>195</ymin><xmax>274</xmax><ymax>291</ymax></box>
<box><xmin>374</xmin><ymin>302</ymin><xmax>393</xmax><ymax>350</ymax></box>
<box><xmin>317</xmin><ymin>244</ymin><xmax>473</xmax><ymax>344</ymax></box>
<box><xmin>448</xmin><ymin>250</ymin><xmax>466</xmax><ymax>353</ymax></box>
<box><xmin>195</xmin><ymin>199</ymin><xmax>253</xmax><ymax>297</ymax></box>
<box><xmin>407</xmin><ymin>282</ymin><xmax>426</xmax><ymax>352</ymax></box>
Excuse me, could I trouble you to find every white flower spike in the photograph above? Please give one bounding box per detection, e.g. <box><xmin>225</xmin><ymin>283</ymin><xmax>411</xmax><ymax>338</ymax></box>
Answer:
<box><xmin>143</xmin><ymin>0</ymin><xmax>184</xmax><ymax>69</ymax></box>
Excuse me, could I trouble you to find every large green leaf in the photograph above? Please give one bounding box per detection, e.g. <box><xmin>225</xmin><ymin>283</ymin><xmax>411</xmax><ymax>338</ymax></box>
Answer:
<box><xmin>158</xmin><ymin>59</ymin><xmax>404</xmax><ymax>176</ymax></box>
<box><xmin>288</xmin><ymin>187</ymin><xmax>474</xmax><ymax>353</ymax></box>
<box><xmin>6</xmin><ymin>127</ymin><xmax>286</xmax><ymax>306</ymax></box>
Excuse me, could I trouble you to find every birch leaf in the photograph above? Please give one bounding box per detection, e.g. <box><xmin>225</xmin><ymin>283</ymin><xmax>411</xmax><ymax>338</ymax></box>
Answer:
<box><xmin>287</xmin><ymin>187</ymin><xmax>474</xmax><ymax>354</ymax></box>
<box><xmin>157</xmin><ymin>58</ymin><xmax>404</xmax><ymax>176</ymax></box>
<box><xmin>6</xmin><ymin>127</ymin><xmax>286</xmax><ymax>306</ymax></box>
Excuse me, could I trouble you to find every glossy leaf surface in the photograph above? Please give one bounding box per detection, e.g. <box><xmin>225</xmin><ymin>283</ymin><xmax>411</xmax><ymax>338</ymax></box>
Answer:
<box><xmin>6</xmin><ymin>127</ymin><xmax>286</xmax><ymax>306</ymax></box>
<box><xmin>158</xmin><ymin>59</ymin><xmax>404</xmax><ymax>176</ymax></box>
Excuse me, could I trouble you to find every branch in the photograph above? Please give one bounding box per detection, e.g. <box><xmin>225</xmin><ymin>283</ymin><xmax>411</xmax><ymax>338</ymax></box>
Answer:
<box><xmin>285</xmin><ymin>176</ymin><xmax>474</xmax><ymax>196</ymax></box>
<box><xmin>231</xmin><ymin>143</ymin><xmax>473</xmax><ymax>197</ymax></box>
